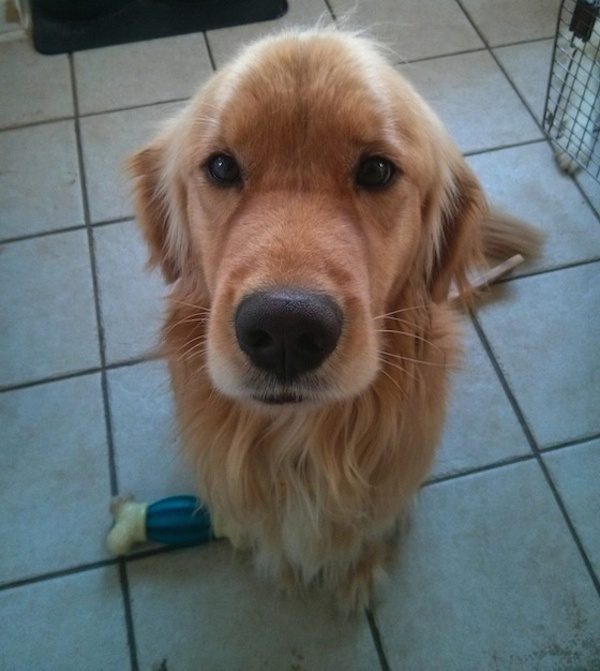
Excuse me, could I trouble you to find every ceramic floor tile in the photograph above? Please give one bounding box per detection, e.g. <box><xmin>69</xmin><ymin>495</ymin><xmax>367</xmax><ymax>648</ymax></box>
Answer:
<box><xmin>493</xmin><ymin>39</ymin><xmax>554</xmax><ymax>124</ymax></box>
<box><xmin>329</xmin><ymin>0</ymin><xmax>483</xmax><ymax>62</ymax></box>
<box><xmin>0</xmin><ymin>121</ymin><xmax>83</xmax><ymax>240</ymax></box>
<box><xmin>476</xmin><ymin>262</ymin><xmax>600</xmax><ymax>448</ymax></box>
<box><xmin>468</xmin><ymin>142</ymin><xmax>600</xmax><ymax>275</ymax></box>
<box><xmin>399</xmin><ymin>51</ymin><xmax>541</xmax><ymax>153</ymax></box>
<box><xmin>0</xmin><ymin>375</ymin><xmax>111</xmax><ymax>583</ymax></box>
<box><xmin>576</xmin><ymin>169</ymin><xmax>600</xmax><ymax>216</ymax></box>
<box><xmin>430</xmin><ymin>319</ymin><xmax>530</xmax><ymax>479</ymax></box>
<box><xmin>0</xmin><ymin>39</ymin><xmax>73</xmax><ymax>129</ymax></box>
<box><xmin>0</xmin><ymin>231</ymin><xmax>99</xmax><ymax>387</ymax></box>
<box><xmin>0</xmin><ymin>567</ymin><xmax>129</xmax><ymax>671</ymax></box>
<box><xmin>128</xmin><ymin>543</ymin><xmax>380</xmax><ymax>671</ymax></box>
<box><xmin>74</xmin><ymin>33</ymin><xmax>212</xmax><ymax>115</ymax></box>
<box><xmin>81</xmin><ymin>102</ymin><xmax>181</xmax><ymax>223</ymax></box>
<box><xmin>376</xmin><ymin>461</ymin><xmax>600</xmax><ymax>670</ymax></box>
<box><xmin>459</xmin><ymin>0</ymin><xmax>560</xmax><ymax>46</ymax></box>
<box><xmin>544</xmin><ymin>439</ymin><xmax>600</xmax><ymax>576</ymax></box>
<box><xmin>94</xmin><ymin>220</ymin><xmax>165</xmax><ymax>364</ymax></box>
<box><xmin>207</xmin><ymin>0</ymin><xmax>331</xmax><ymax>68</ymax></box>
<box><xmin>108</xmin><ymin>360</ymin><xmax>195</xmax><ymax>502</ymax></box>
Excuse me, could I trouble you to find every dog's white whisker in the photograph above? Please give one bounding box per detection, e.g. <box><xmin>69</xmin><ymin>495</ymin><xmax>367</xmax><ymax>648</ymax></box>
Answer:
<box><xmin>163</xmin><ymin>313</ymin><xmax>208</xmax><ymax>336</ymax></box>
<box><xmin>372</xmin><ymin>305</ymin><xmax>429</xmax><ymax>319</ymax></box>
<box><xmin>377</xmin><ymin>353</ymin><xmax>420</xmax><ymax>385</ymax></box>
<box><xmin>172</xmin><ymin>336</ymin><xmax>208</xmax><ymax>360</ymax></box>
<box><xmin>376</xmin><ymin>317</ymin><xmax>444</xmax><ymax>350</ymax></box>
<box><xmin>379</xmin><ymin>349</ymin><xmax>447</xmax><ymax>368</ymax></box>
<box><xmin>376</xmin><ymin>366</ymin><xmax>407</xmax><ymax>398</ymax></box>
<box><xmin>373</xmin><ymin>328</ymin><xmax>443</xmax><ymax>352</ymax></box>
<box><xmin>168</xmin><ymin>298</ymin><xmax>211</xmax><ymax>312</ymax></box>
<box><xmin>175</xmin><ymin>346</ymin><xmax>207</xmax><ymax>363</ymax></box>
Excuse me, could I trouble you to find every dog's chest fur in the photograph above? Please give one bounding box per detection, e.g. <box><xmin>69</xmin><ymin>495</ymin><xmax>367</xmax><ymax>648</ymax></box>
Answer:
<box><xmin>169</xmin><ymin>302</ymin><xmax>458</xmax><ymax>584</ymax></box>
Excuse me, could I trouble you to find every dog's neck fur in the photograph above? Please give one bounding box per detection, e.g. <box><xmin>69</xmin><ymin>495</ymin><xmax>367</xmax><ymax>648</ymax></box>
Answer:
<box><xmin>164</xmin><ymin>283</ymin><xmax>459</xmax><ymax>570</ymax></box>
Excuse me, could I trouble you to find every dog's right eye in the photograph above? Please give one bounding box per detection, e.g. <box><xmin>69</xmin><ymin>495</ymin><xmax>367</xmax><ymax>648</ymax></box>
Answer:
<box><xmin>355</xmin><ymin>156</ymin><xmax>396</xmax><ymax>189</ymax></box>
<box><xmin>206</xmin><ymin>154</ymin><xmax>242</xmax><ymax>185</ymax></box>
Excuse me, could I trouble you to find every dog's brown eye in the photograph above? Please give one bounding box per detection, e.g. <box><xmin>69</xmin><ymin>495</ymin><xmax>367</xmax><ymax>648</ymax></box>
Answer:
<box><xmin>206</xmin><ymin>154</ymin><xmax>241</xmax><ymax>185</ymax></box>
<box><xmin>355</xmin><ymin>157</ymin><xmax>395</xmax><ymax>188</ymax></box>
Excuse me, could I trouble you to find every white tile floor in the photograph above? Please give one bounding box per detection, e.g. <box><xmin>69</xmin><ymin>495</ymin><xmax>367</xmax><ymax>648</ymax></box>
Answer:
<box><xmin>1</xmin><ymin>1</ymin><xmax>599</xmax><ymax>669</ymax></box>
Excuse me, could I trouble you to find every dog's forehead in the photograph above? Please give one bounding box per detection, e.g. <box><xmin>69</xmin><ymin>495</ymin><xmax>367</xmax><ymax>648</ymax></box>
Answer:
<box><xmin>210</xmin><ymin>33</ymin><xmax>396</xmax><ymax>152</ymax></box>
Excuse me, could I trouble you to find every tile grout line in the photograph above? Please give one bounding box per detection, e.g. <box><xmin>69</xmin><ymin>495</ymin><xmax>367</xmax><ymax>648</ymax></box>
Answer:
<box><xmin>462</xmin><ymin>137</ymin><xmax>546</xmax><ymax>157</ymax></box>
<box><xmin>0</xmin><ymin>98</ymin><xmax>190</xmax><ymax>136</ymax></box>
<box><xmin>0</xmin><ymin>216</ymin><xmax>136</xmax><ymax>246</ymax></box>
<box><xmin>424</xmin><ymin>453</ymin><xmax>535</xmax><ymax>487</ymax></box>
<box><xmin>0</xmin><ymin>223</ymin><xmax>89</xmax><ymax>246</ymax></box>
<box><xmin>68</xmin><ymin>54</ymin><xmax>140</xmax><ymax>671</ymax></box>
<box><xmin>469</xmin><ymin>311</ymin><xmax>600</xmax><ymax>597</ymax></box>
<box><xmin>0</xmin><ymin>115</ymin><xmax>74</xmax><ymax>133</ymax></box>
<box><xmin>0</xmin><ymin>558</ymin><xmax>119</xmax><ymax>593</ymax></box>
<box><xmin>202</xmin><ymin>31</ymin><xmax>217</xmax><ymax>72</ymax></box>
<box><xmin>93</xmin><ymin>215</ymin><xmax>136</xmax><ymax>227</ymax></box>
<box><xmin>323</xmin><ymin>0</ymin><xmax>336</xmax><ymax>21</ymax></box>
<box><xmin>80</xmin><ymin>96</ymin><xmax>190</xmax><ymax>119</ymax></box>
<box><xmin>0</xmin><ymin>366</ymin><xmax>102</xmax><ymax>394</ymax></box>
<box><xmin>542</xmin><ymin>431</ymin><xmax>600</xmax><ymax>453</ymax></box>
<box><xmin>489</xmin><ymin>33</ymin><xmax>555</xmax><ymax>49</ymax></box>
<box><xmin>0</xmin><ymin>545</ymin><xmax>183</xmax><ymax>594</ymax></box>
<box><xmin>0</xmin><ymin>355</ymin><xmax>156</xmax><ymax>394</ymax></box>
<box><xmin>452</xmin><ymin>0</ymin><xmax>600</xmax><ymax>227</ymax></box>
<box><xmin>397</xmin><ymin>45</ymin><xmax>488</xmax><ymax>67</ymax></box>
<box><xmin>366</xmin><ymin>609</ymin><xmax>392</xmax><ymax>671</ymax></box>
<box><xmin>418</xmin><ymin>429</ymin><xmax>600</xmax><ymax>485</ymax></box>
<box><xmin>118</xmin><ymin>562</ymin><xmax>137</xmax><ymax>669</ymax></box>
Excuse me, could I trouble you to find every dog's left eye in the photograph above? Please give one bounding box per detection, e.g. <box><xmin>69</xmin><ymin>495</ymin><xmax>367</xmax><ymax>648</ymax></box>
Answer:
<box><xmin>355</xmin><ymin>157</ymin><xmax>396</xmax><ymax>188</ymax></box>
<box><xmin>206</xmin><ymin>154</ymin><xmax>242</xmax><ymax>185</ymax></box>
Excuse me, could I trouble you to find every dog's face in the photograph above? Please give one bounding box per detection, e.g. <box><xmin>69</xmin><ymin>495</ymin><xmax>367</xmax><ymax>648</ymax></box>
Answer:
<box><xmin>130</xmin><ymin>31</ymin><xmax>484</xmax><ymax>409</ymax></box>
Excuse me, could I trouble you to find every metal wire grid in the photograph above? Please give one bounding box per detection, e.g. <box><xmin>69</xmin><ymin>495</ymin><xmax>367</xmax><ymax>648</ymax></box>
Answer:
<box><xmin>544</xmin><ymin>0</ymin><xmax>600</xmax><ymax>182</ymax></box>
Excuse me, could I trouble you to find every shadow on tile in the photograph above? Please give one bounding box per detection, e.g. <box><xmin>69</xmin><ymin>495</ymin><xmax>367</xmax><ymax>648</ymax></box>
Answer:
<box><xmin>376</xmin><ymin>461</ymin><xmax>600</xmax><ymax>669</ymax></box>
<box><xmin>128</xmin><ymin>543</ymin><xmax>380</xmax><ymax>670</ymax></box>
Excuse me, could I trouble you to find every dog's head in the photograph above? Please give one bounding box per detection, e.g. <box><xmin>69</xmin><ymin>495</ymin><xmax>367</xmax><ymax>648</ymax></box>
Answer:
<box><xmin>130</xmin><ymin>30</ymin><xmax>484</xmax><ymax>409</ymax></box>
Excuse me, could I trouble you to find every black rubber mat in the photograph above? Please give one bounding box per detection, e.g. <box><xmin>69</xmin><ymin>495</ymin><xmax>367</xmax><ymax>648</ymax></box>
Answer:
<box><xmin>31</xmin><ymin>0</ymin><xmax>288</xmax><ymax>55</ymax></box>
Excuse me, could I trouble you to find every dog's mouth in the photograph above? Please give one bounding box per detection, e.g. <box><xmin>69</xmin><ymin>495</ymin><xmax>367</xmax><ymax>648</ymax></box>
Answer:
<box><xmin>252</xmin><ymin>392</ymin><xmax>306</xmax><ymax>405</ymax></box>
<box><xmin>245</xmin><ymin>375</ymin><xmax>327</xmax><ymax>406</ymax></box>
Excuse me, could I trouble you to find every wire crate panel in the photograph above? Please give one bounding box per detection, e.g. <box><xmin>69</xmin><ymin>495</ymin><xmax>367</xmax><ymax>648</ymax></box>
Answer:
<box><xmin>544</xmin><ymin>0</ymin><xmax>600</xmax><ymax>182</ymax></box>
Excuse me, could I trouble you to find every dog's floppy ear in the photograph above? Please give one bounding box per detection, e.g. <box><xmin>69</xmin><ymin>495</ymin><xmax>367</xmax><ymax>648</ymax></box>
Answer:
<box><xmin>128</xmin><ymin>133</ymin><xmax>188</xmax><ymax>284</ymax></box>
<box><xmin>427</xmin><ymin>148</ymin><xmax>486</xmax><ymax>303</ymax></box>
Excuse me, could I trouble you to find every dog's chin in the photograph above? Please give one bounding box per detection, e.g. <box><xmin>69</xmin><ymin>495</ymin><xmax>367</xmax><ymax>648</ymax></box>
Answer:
<box><xmin>252</xmin><ymin>392</ymin><xmax>307</xmax><ymax>405</ymax></box>
<box><xmin>217</xmin><ymin>377</ymin><xmax>375</xmax><ymax>413</ymax></box>
<box><xmin>207</xmin><ymin>348</ymin><xmax>380</xmax><ymax>411</ymax></box>
<box><xmin>241</xmin><ymin>385</ymin><xmax>330</xmax><ymax>411</ymax></box>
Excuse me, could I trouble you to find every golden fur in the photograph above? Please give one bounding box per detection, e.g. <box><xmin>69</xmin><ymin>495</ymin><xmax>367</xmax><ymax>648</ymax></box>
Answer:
<box><xmin>129</xmin><ymin>28</ymin><xmax>539</xmax><ymax>611</ymax></box>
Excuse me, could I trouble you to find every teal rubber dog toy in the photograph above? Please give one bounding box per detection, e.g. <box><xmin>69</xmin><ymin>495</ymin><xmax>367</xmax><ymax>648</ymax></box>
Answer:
<box><xmin>107</xmin><ymin>495</ymin><xmax>223</xmax><ymax>555</ymax></box>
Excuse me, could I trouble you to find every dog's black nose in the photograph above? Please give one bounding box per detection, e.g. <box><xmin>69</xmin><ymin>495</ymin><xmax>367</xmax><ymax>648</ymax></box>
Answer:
<box><xmin>234</xmin><ymin>289</ymin><xmax>342</xmax><ymax>381</ymax></box>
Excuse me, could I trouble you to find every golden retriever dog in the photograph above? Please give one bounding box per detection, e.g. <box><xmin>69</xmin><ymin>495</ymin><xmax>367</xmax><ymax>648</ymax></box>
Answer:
<box><xmin>129</xmin><ymin>28</ymin><xmax>539</xmax><ymax>612</ymax></box>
